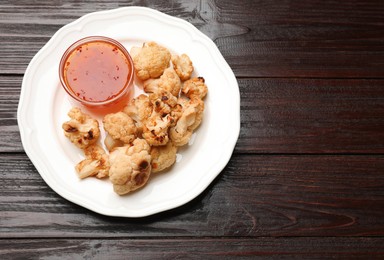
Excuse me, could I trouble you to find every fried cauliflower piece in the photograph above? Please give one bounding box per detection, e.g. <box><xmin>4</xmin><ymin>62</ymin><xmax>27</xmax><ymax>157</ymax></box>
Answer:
<box><xmin>169</xmin><ymin>106</ymin><xmax>195</xmax><ymax>146</ymax></box>
<box><xmin>172</xmin><ymin>54</ymin><xmax>194</xmax><ymax>81</ymax></box>
<box><xmin>75</xmin><ymin>144</ymin><xmax>110</xmax><ymax>179</ymax></box>
<box><xmin>169</xmin><ymin>98</ymin><xmax>205</xmax><ymax>146</ymax></box>
<box><xmin>123</xmin><ymin>94</ymin><xmax>153</xmax><ymax>133</ymax></box>
<box><xmin>124</xmin><ymin>91</ymin><xmax>178</xmax><ymax>146</ymax></box>
<box><xmin>141</xmin><ymin>91</ymin><xmax>180</xmax><ymax>146</ymax></box>
<box><xmin>157</xmin><ymin>67</ymin><xmax>182</xmax><ymax>97</ymax></box>
<box><xmin>103</xmin><ymin>112</ymin><xmax>137</xmax><ymax>144</ymax></box>
<box><xmin>109</xmin><ymin>138</ymin><xmax>152</xmax><ymax>195</ymax></box>
<box><xmin>122</xmin><ymin>91</ymin><xmax>176</xmax><ymax>146</ymax></box>
<box><xmin>104</xmin><ymin>134</ymin><xmax>124</xmax><ymax>152</ymax></box>
<box><xmin>131</xmin><ymin>42</ymin><xmax>171</xmax><ymax>81</ymax></box>
<box><xmin>150</xmin><ymin>141</ymin><xmax>178</xmax><ymax>173</ymax></box>
<box><xmin>142</xmin><ymin>114</ymin><xmax>173</xmax><ymax>146</ymax></box>
<box><xmin>62</xmin><ymin>107</ymin><xmax>100</xmax><ymax>149</ymax></box>
<box><xmin>187</xmin><ymin>98</ymin><xmax>205</xmax><ymax>132</ymax></box>
<box><xmin>144</xmin><ymin>67</ymin><xmax>181</xmax><ymax>97</ymax></box>
<box><xmin>149</xmin><ymin>91</ymin><xmax>178</xmax><ymax>116</ymax></box>
<box><xmin>182</xmin><ymin>77</ymin><xmax>208</xmax><ymax>100</ymax></box>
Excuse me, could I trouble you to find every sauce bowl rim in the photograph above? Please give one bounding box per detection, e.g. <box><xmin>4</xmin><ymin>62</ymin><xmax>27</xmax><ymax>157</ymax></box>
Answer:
<box><xmin>59</xmin><ymin>35</ymin><xmax>134</xmax><ymax>107</ymax></box>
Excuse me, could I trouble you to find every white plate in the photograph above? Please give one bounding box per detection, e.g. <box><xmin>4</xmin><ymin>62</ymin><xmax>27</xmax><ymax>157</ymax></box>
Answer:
<box><xmin>17</xmin><ymin>6</ymin><xmax>240</xmax><ymax>217</ymax></box>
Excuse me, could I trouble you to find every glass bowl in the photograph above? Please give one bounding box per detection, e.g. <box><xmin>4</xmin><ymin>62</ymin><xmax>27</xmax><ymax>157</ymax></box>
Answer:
<box><xmin>59</xmin><ymin>36</ymin><xmax>134</xmax><ymax>111</ymax></box>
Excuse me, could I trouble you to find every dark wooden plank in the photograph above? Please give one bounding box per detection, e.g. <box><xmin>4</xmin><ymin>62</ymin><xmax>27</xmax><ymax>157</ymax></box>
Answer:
<box><xmin>5</xmin><ymin>76</ymin><xmax>384</xmax><ymax>153</ymax></box>
<box><xmin>1</xmin><ymin>237</ymin><xmax>384</xmax><ymax>259</ymax></box>
<box><xmin>238</xmin><ymin>78</ymin><xmax>384</xmax><ymax>153</ymax></box>
<box><xmin>1</xmin><ymin>153</ymin><xmax>384</xmax><ymax>237</ymax></box>
<box><xmin>0</xmin><ymin>76</ymin><xmax>21</xmax><ymax>152</ymax></box>
<box><xmin>215</xmin><ymin>0</ymin><xmax>384</xmax><ymax>78</ymax></box>
<box><xmin>0</xmin><ymin>76</ymin><xmax>23</xmax><ymax>152</ymax></box>
<box><xmin>0</xmin><ymin>0</ymin><xmax>384</xmax><ymax>77</ymax></box>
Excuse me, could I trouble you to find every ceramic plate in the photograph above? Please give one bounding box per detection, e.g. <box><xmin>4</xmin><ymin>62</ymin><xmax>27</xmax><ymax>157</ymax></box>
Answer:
<box><xmin>18</xmin><ymin>6</ymin><xmax>240</xmax><ymax>217</ymax></box>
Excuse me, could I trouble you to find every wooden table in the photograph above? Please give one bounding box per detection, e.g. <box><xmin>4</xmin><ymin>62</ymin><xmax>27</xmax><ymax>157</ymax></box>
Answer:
<box><xmin>1</xmin><ymin>1</ymin><xmax>384</xmax><ymax>258</ymax></box>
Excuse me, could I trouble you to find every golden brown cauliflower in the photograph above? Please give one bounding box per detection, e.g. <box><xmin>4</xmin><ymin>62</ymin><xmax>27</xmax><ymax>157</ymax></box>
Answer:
<box><xmin>169</xmin><ymin>106</ymin><xmax>195</xmax><ymax>146</ymax></box>
<box><xmin>149</xmin><ymin>91</ymin><xmax>178</xmax><ymax>116</ymax></box>
<box><xmin>124</xmin><ymin>91</ymin><xmax>177</xmax><ymax>146</ymax></box>
<box><xmin>186</xmin><ymin>98</ymin><xmax>205</xmax><ymax>132</ymax></box>
<box><xmin>109</xmin><ymin>138</ymin><xmax>152</xmax><ymax>195</ymax></box>
<box><xmin>104</xmin><ymin>134</ymin><xmax>124</xmax><ymax>152</ymax></box>
<box><xmin>131</xmin><ymin>42</ymin><xmax>171</xmax><ymax>81</ymax></box>
<box><xmin>75</xmin><ymin>144</ymin><xmax>110</xmax><ymax>179</ymax></box>
<box><xmin>150</xmin><ymin>141</ymin><xmax>178</xmax><ymax>173</ymax></box>
<box><xmin>144</xmin><ymin>92</ymin><xmax>180</xmax><ymax>146</ymax></box>
<box><xmin>182</xmin><ymin>77</ymin><xmax>208</xmax><ymax>100</ymax></box>
<box><xmin>169</xmin><ymin>98</ymin><xmax>205</xmax><ymax>146</ymax></box>
<box><xmin>103</xmin><ymin>112</ymin><xmax>137</xmax><ymax>144</ymax></box>
<box><xmin>123</xmin><ymin>94</ymin><xmax>153</xmax><ymax>133</ymax></box>
<box><xmin>142</xmin><ymin>114</ymin><xmax>173</xmax><ymax>146</ymax></box>
<box><xmin>143</xmin><ymin>67</ymin><xmax>181</xmax><ymax>97</ymax></box>
<box><xmin>62</xmin><ymin>107</ymin><xmax>100</xmax><ymax>149</ymax></box>
<box><xmin>172</xmin><ymin>54</ymin><xmax>194</xmax><ymax>81</ymax></box>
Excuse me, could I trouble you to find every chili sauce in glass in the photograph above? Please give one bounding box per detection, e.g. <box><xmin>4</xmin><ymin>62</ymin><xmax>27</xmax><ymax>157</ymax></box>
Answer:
<box><xmin>60</xmin><ymin>36</ymin><xmax>134</xmax><ymax>109</ymax></box>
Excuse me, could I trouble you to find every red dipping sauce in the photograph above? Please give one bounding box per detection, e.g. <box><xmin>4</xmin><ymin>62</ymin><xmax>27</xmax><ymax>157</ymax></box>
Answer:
<box><xmin>59</xmin><ymin>36</ymin><xmax>134</xmax><ymax>110</ymax></box>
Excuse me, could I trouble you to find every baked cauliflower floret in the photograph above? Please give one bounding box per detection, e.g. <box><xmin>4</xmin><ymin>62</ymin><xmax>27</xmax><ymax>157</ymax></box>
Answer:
<box><xmin>109</xmin><ymin>154</ymin><xmax>132</xmax><ymax>185</ymax></box>
<box><xmin>169</xmin><ymin>105</ymin><xmax>196</xmax><ymax>146</ymax></box>
<box><xmin>124</xmin><ymin>92</ymin><xmax>177</xmax><ymax>146</ymax></box>
<box><xmin>169</xmin><ymin>98</ymin><xmax>204</xmax><ymax>146</ymax></box>
<box><xmin>182</xmin><ymin>77</ymin><xmax>208</xmax><ymax>100</ymax></box>
<box><xmin>109</xmin><ymin>138</ymin><xmax>152</xmax><ymax>195</ymax></box>
<box><xmin>62</xmin><ymin>107</ymin><xmax>100</xmax><ymax>149</ymax></box>
<box><xmin>75</xmin><ymin>144</ymin><xmax>110</xmax><ymax>179</ymax></box>
<box><xmin>109</xmin><ymin>145</ymin><xmax>129</xmax><ymax>165</ymax></box>
<box><xmin>127</xmin><ymin>138</ymin><xmax>151</xmax><ymax>155</ymax></box>
<box><xmin>104</xmin><ymin>134</ymin><xmax>124</xmax><ymax>152</ymax></box>
<box><xmin>172</xmin><ymin>54</ymin><xmax>194</xmax><ymax>81</ymax></box>
<box><xmin>103</xmin><ymin>112</ymin><xmax>137</xmax><ymax>144</ymax></box>
<box><xmin>149</xmin><ymin>91</ymin><xmax>178</xmax><ymax>116</ymax></box>
<box><xmin>131</xmin><ymin>41</ymin><xmax>171</xmax><ymax>81</ymax></box>
<box><xmin>126</xmin><ymin>91</ymin><xmax>177</xmax><ymax>146</ymax></box>
<box><xmin>123</xmin><ymin>94</ymin><xmax>153</xmax><ymax>133</ymax></box>
<box><xmin>150</xmin><ymin>141</ymin><xmax>178</xmax><ymax>173</ymax></box>
<box><xmin>187</xmin><ymin>98</ymin><xmax>205</xmax><ymax>132</ymax></box>
<box><xmin>142</xmin><ymin>114</ymin><xmax>173</xmax><ymax>146</ymax></box>
<box><xmin>144</xmin><ymin>67</ymin><xmax>181</xmax><ymax>97</ymax></box>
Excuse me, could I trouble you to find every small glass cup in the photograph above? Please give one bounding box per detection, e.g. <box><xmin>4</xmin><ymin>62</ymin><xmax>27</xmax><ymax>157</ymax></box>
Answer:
<box><xmin>59</xmin><ymin>36</ymin><xmax>134</xmax><ymax>112</ymax></box>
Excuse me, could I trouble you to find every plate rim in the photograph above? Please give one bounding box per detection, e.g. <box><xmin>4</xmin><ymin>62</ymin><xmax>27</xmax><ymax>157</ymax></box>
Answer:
<box><xmin>17</xmin><ymin>6</ymin><xmax>240</xmax><ymax>217</ymax></box>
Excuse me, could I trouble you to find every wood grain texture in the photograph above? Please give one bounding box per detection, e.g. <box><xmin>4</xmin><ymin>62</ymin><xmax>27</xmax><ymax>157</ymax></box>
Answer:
<box><xmin>1</xmin><ymin>153</ymin><xmax>384</xmax><ymax>238</ymax></box>
<box><xmin>0</xmin><ymin>0</ymin><xmax>383</xmax><ymax>77</ymax></box>
<box><xmin>1</xmin><ymin>237</ymin><xmax>384</xmax><ymax>259</ymax></box>
<box><xmin>238</xmin><ymin>78</ymin><xmax>384</xmax><ymax>153</ymax></box>
<box><xmin>2</xmin><ymin>1</ymin><xmax>384</xmax><ymax>258</ymax></box>
<box><xmin>0</xmin><ymin>76</ymin><xmax>21</xmax><ymax>152</ymax></box>
<box><xmin>6</xmin><ymin>76</ymin><xmax>384</xmax><ymax>153</ymax></box>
